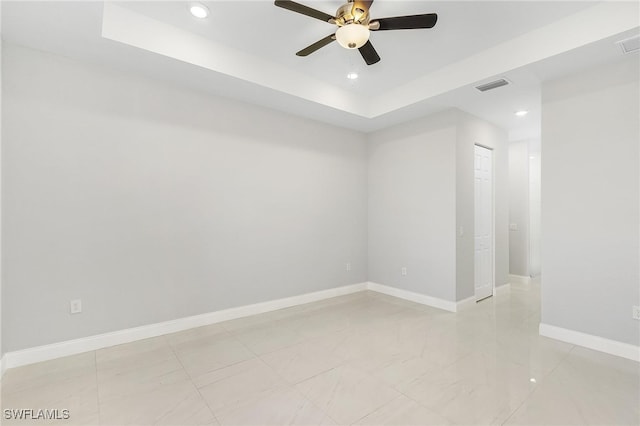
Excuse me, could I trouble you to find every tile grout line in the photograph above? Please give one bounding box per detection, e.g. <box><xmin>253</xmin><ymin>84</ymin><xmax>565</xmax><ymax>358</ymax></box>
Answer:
<box><xmin>256</xmin><ymin>359</ymin><xmax>342</xmax><ymax>426</ymax></box>
<box><xmin>231</xmin><ymin>329</ymin><xmax>343</xmax><ymax>425</ymax></box>
<box><xmin>384</xmin><ymin>374</ymin><xmax>459</xmax><ymax>425</ymax></box>
<box><xmin>8</xmin><ymin>285</ymin><xmax>632</xmax><ymax>426</ymax></box>
<box><xmin>94</xmin><ymin>350</ymin><xmax>101</xmax><ymax>425</ymax></box>
<box><xmin>224</xmin><ymin>307</ymin><xmax>399</xmax><ymax>426</ymax></box>
<box><xmin>164</xmin><ymin>335</ymin><xmax>222</xmax><ymax>426</ymax></box>
<box><xmin>500</xmin><ymin>342</ymin><xmax>577</xmax><ymax>425</ymax></box>
<box><xmin>243</xmin><ymin>320</ymin><xmax>343</xmax><ymax>422</ymax></box>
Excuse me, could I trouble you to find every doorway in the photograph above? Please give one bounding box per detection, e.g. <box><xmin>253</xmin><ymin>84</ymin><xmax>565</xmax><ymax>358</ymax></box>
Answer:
<box><xmin>474</xmin><ymin>144</ymin><xmax>494</xmax><ymax>301</ymax></box>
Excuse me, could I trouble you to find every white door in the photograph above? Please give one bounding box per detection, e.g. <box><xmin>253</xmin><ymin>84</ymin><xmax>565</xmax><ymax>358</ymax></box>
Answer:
<box><xmin>475</xmin><ymin>145</ymin><xmax>493</xmax><ymax>301</ymax></box>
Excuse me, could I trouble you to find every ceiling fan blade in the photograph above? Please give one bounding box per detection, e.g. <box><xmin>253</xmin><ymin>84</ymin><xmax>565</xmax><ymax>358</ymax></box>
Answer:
<box><xmin>296</xmin><ymin>34</ymin><xmax>336</xmax><ymax>56</ymax></box>
<box><xmin>274</xmin><ymin>0</ymin><xmax>335</xmax><ymax>23</ymax></box>
<box><xmin>358</xmin><ymin>40</ymin><xmax>380</xmax><ymax>65</ymax></box>
<box><xmin>371</xmin><ymin>13</ymin><xmax>438</xmax><ymax>31</ymax></box>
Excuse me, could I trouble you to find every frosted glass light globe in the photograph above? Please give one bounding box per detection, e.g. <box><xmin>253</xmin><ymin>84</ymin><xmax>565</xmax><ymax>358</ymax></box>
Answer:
<box><xmin>335</xmin><ymin>24</ymin><xmax>370</xmax><ymax>49</ymax></box>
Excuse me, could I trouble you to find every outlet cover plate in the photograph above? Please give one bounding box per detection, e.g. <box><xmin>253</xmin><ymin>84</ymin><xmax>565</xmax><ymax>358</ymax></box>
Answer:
<box><xmin>70</xmin><ymin>299</ymin><xmax>82</xmax><ymax>314</ymax></box>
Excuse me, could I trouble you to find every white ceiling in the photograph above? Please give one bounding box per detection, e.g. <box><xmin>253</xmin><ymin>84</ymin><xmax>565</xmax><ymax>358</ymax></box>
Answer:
<box><xmin>2</xmin><ymin>1</ymin><xmax>639</xmax><ymax>137</ymax></box>
<box><xmin>116</xmin><ymin>1</ymin><xmax>593</xmax><ymax>93</ymax></box>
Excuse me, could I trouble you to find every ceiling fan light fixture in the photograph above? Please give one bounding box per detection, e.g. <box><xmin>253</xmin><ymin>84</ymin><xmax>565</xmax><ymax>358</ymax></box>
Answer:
<box><xmin>274</xmin><ymin>1</ymin><xmax>438</xmax><ymax>65</ymax></box>
<box><xmin>335</xmin><ymin>24</ymin><xmax>370</xmax><ymax>49</ymax></box>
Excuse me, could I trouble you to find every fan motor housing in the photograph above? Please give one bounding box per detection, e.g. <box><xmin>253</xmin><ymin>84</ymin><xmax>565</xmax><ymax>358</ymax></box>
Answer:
<box><xmin>334</xmin><ymin>2</ymin><xmax>370</xmax><ymax>26</ymax></box>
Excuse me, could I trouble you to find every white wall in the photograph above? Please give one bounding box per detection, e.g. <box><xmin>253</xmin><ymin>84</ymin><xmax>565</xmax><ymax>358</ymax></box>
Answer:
<box><xmin>367</xmin><ymin>109</ymin><xmax>508</xmax><ymax>303</ymax></box>
<box><xmin>541</xmin><ymin>55</ymin><xmax>639</xmax><ymax>346</ymax></box>
<box><xmin>0</xmin><ymin>2</ymin><xmax>3</xmax><ymax>363</ymax></box>
<box><xmin>529</xmin><ymin>141</ymin><xmax>541</xmax><ymax>277</ymax></box>
<box><xmin>367</xmin><ymin>111</ymin><xmax>458</xmax><ymax>301</ymax></box>
<box><xmin>2</xmin><ymin>44</ymin><xmax>368</xmax><ymax>352</ymax></box>
<box><xmin>456</xmin><ymin>112</ymin><xmax>509</xmax><ymax>300</ymax></box>
<box><xmin>2</xmin><ymin>43</ymin><xmax>513</xmax><ymax>355</ymax></box>
<box><xmin>508</xmin><ymin>140</ymin><xmax>530</xmax><ymax>277</ymax></box>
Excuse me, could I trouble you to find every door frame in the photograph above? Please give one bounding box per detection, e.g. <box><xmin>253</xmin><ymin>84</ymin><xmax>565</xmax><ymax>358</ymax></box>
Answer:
<box><xmin>474</xmin><ymin>143</ymin><xmax>496</xmax><ymax>300</ymax></box>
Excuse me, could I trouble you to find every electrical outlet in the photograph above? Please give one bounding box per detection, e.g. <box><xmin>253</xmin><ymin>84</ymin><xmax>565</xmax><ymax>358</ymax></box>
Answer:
<box><xmin>633</xmin><ymin>305</ymin><xmax>640</xmax><ymax>320</ymax></box>
<box><xmin>346</xmin><ymin>262</ymin><xmax>351</xmax><ymax>272</ymax></box>
<box><xmin>70</xmin><ymin>299</ymin><xmax>82</xmax><ymax>314</ymax></box>
<box><xmin>401</xmin><ymin>267</ymin><xmax>407</xmax><ymax>276</ymax></box>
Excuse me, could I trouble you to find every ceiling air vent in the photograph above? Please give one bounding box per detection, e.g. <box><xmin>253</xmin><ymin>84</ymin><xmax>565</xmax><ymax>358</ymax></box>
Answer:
<box><xmin>617</xmin><ymin>35</ymin><xmax>640</xmax><ymax>54</ymax></box>
<box><xmin>475</xmin><ymin>78</ymin><xmax>510</xmax><ymax>92</ymax></box>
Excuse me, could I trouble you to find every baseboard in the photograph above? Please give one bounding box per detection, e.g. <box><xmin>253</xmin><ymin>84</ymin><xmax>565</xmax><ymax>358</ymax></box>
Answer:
<box><xmin>2</xmin><ymin>281</ymin><xmax>492</xmax><ymax>370</ymax></box>
<box><xmin>453</xmin><ymin>283</ymin><xmax>510</xmax><ymax>310</ymax></box>
<box><xmin>366</xmin><ymin>282</ymin><xmax>457</xmax><ymax>312</ymax></box>
<box><xmin>2</xmin><ymin>282</ymin><xmax>368</xmax><ymax>370</ymax></box>
<box><xmin>509</xmin><ymin>274</ymin><xmax>531</xmax><ymax>285</ymax></box>
<box><xmin>539</xmin><ymin>323</ymin><xmax>640</xmax><ymax>362</ymax></box>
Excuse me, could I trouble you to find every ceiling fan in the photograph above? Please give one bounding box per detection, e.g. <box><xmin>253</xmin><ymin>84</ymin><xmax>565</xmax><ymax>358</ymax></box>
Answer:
<box><xmin>274</xmin><ymin>0</ymin><xmax>438</xmax><ymax>65</ymax></box>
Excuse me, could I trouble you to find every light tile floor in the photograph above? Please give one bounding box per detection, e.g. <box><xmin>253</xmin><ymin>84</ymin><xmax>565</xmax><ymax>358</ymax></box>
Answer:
<box><xmin>2</xmin><ymin>281</ymin><xmax>639</xmax><ymax>425</ymax></box>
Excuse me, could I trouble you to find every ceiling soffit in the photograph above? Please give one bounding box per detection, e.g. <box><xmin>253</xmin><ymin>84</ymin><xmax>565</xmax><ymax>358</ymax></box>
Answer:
<box><xmin>102</xmin><ymin>2</ymin><xmax>639</xmax><ymax>119</ymax></box>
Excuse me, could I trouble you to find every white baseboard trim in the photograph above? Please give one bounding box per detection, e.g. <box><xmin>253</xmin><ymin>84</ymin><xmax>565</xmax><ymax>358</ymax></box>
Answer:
<box><xmin>366</xmin><ymin>282</ymin><xmax>457</xmax><ymax>312</ymax></box>
<box><xmin>509</xmin><ymin>274</ymin><xmax>531</xmax><ymax>285</ymax></box>
<box><xmin>3</xmin><ymin>282</ymin><xmax>368</xmax><ymax>370</ymax></box>
<box><xmin>539</xmin><ymin>323</ymin><xmax>640</xmax><ymax>362</ymax></box>
<box><xmin>455</xmin><ymin>283</ymin><xmax>510</xmax><ymax>310</ymax></box>
<box><xmin>3</xmin><ymin>281</ymin><xmax>482</xmax><ymax>370</ymax></box>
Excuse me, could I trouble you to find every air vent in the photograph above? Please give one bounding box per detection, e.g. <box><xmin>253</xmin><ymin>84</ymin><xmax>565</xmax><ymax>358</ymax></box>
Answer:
<box><xmin>617</xmin><ymin>35</ymin><xmax>640</xmax><ymax>54</ymax></box>
<box><xmin>475</xmin><ymin>78</ymin><xmax>510</xmax><ymax>92</ymax></box>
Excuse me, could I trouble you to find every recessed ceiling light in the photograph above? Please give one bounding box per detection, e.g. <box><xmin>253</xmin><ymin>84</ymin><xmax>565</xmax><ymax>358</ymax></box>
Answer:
<box><xmin>347</xmin><ymin>72</ymin><xmax>359</xmax><ymax>80</ymax></box>
<box><xmin>515</xmin><ymin>110</ymin><xmax>528</xmax><ymax>117</ymax></box>
<box><xmin>189</xmin><ymin>3</ymin><xmax>209</xmax><ymax>19</ymax></box>
<box><xmin>530</xmin><ymin>378</ymin><xmax>537</xmax><ymax>383</ymax></box>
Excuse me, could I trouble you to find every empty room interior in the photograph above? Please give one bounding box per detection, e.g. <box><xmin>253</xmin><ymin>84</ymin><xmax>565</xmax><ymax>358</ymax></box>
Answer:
<box><xmin>0</xmin><ymin>1</ymin><xmax>639</xmax><ymax>425</ymax></box>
